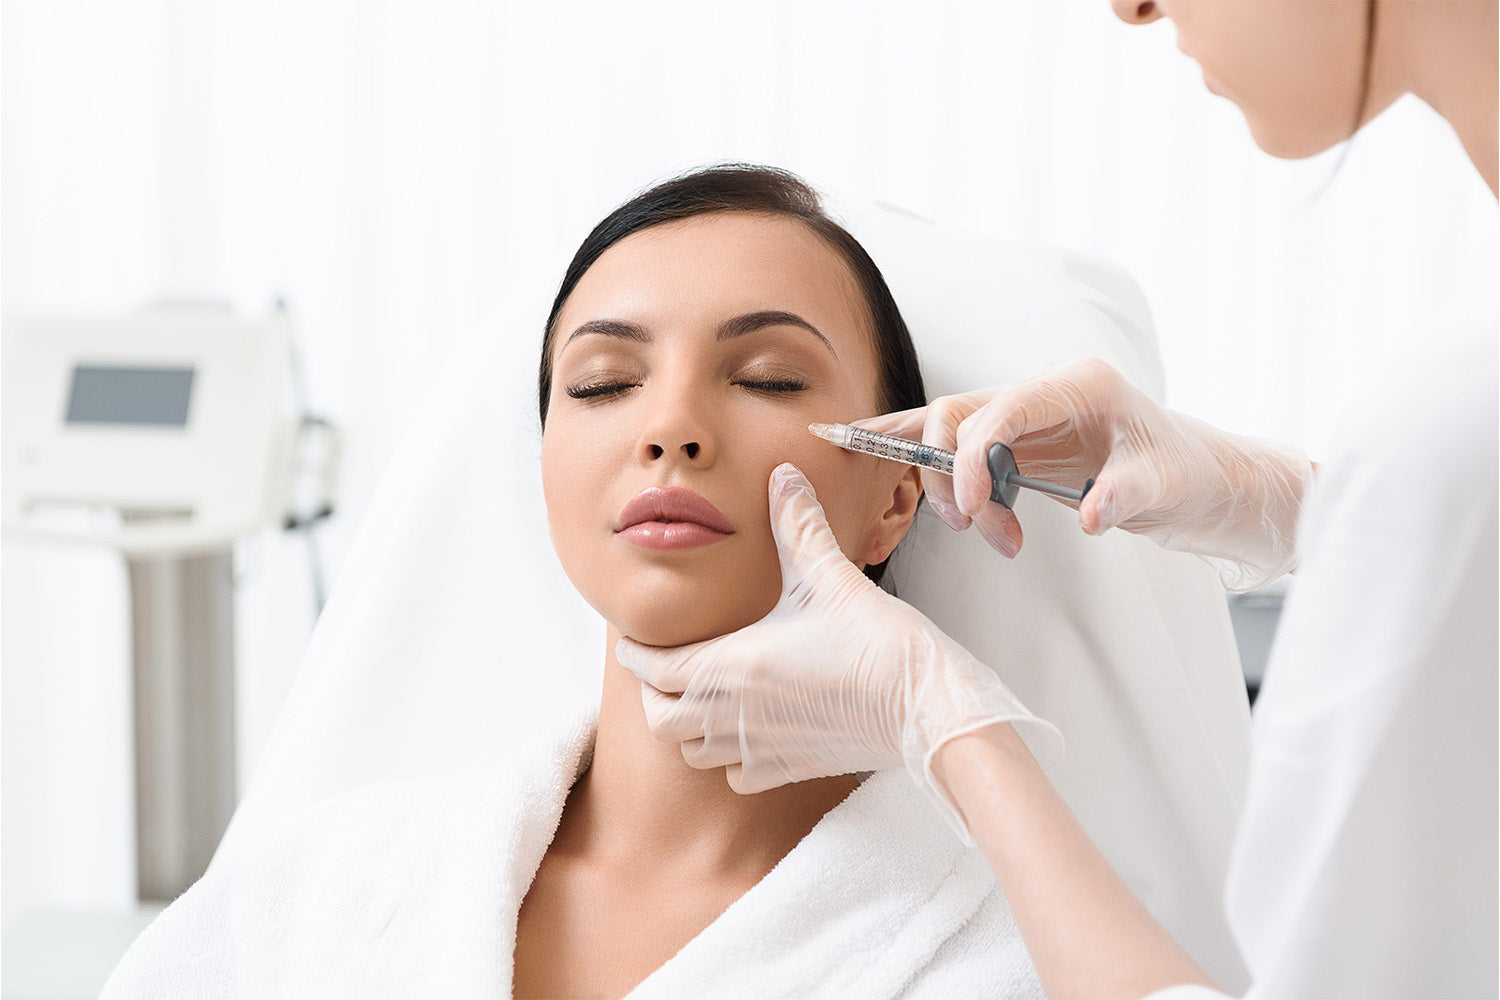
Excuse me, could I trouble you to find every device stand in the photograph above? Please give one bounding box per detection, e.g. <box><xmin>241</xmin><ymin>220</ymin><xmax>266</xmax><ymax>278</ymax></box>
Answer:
<box><xmin>126</xmin><ymin>550</ymin><xmax>237</xmax><ymax>901</ymax></box>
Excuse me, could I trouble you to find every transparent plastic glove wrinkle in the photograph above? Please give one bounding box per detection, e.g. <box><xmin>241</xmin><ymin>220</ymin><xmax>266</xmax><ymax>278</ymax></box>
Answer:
<box><xmin>616</xmin><ymin>462</ymin><xmax>1063</xmax><ymax>844</ymax></box>
<box><xmin>854</xmin><ymin>357</ymin><xmax>1314</xmax><ymax>592</ymax></box>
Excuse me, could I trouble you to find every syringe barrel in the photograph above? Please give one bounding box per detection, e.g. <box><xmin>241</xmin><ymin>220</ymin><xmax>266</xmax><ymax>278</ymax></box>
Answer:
<box><xmin>845</xmin><ymin>426</ymin><xmax>956</xmax><ymax>475</ymax></box>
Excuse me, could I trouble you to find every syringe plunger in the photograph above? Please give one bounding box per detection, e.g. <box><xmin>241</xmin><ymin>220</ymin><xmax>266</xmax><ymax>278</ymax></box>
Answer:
<box><xmin>807</xmin><ymin>422</ymin><xmax>1090</xmax><ymax>510</ymax></box>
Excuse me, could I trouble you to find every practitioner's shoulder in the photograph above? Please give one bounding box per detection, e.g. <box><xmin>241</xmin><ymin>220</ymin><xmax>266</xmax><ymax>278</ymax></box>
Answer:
<box><xmin>1314</xmin><ymin>325</ymin><xmax>1496</xmax><ymax>531</ymax></box>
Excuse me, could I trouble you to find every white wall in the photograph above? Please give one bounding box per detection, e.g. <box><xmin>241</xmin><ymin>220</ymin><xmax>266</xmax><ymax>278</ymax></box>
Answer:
<box><xmin>3</xmin><ymin>0</ymin><xmax>1495</xmax><ymax>926</ymax></box>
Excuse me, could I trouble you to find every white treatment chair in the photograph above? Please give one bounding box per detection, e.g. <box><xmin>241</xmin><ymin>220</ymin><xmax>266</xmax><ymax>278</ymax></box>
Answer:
<box><xmin>215</xmin><ymin>201</ymin><xmax>1252</xmax><ymax>990</ymax></box>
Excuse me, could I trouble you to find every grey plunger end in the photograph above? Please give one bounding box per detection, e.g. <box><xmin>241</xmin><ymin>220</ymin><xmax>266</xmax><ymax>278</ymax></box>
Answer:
<box><xmin>987</xmin><ymin>442</ymin><xmax>1096</xmax><ymax>509</ymax></box>
<box><xmin>987</xmin><ymin>443</ymin><xmax>1022</xmax><ymax>509</ymax></box>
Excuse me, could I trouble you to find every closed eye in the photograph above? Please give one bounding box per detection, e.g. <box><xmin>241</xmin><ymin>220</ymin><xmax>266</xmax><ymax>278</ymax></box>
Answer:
<box><xmin>564</xmin><ymin>378</ymin><xmax>807</xmax><ymax>400</ymax></box>
<box><xmin>738</xmin><ymin>378</ymin><xmax>807</xmax><ymax>393</ymax></box>
<box><xmin>565</xmin><ymin>380</ymin><xmax>637</xmax><ymax>400</ymax></box>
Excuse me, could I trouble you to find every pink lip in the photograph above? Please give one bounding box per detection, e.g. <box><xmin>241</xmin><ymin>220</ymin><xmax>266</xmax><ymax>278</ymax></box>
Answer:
<box><xmin>615</xmin><ymin>486</ymin><xmax>735</xmax><ymax>551</ymax></box>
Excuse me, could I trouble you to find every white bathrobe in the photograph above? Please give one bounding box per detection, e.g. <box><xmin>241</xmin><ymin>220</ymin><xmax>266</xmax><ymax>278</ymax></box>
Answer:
<box><xmin>102</xmin><ymin>709</ymin><xmax>1042</xmax><ymax>999</ymax></box>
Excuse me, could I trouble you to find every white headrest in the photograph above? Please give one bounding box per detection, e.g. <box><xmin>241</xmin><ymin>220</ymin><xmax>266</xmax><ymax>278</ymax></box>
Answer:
<box><xmin>219</xmin><ymin>201</ymin><xmax>1250</xmax><ymax>989</ymax></box>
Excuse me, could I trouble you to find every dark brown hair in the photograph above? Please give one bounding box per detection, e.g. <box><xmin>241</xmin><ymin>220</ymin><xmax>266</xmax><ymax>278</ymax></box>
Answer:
<box><xmin>1352</xmin><ymin>0</ymin><xmax>1378</xmax><ymax>134</ymax></box>
<box><xmin>537</xmin><ymin>163</ymin><xmax>926</xmax><ymax>587</ymax></box>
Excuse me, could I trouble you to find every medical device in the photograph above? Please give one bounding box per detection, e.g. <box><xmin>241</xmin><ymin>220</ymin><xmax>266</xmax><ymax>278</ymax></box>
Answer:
<box><xmin>807</xmin><ymin>422</ymin><xmax>1093</xmax><ymax>509</ymax></box>
<box><xmin>2</xmin><ymin>302</ymin><xmax>340</xmax><ymax>902</ymax></box>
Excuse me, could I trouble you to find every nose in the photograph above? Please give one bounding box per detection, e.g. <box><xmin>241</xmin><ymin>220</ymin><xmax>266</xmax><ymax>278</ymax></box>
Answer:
<box><xmin>636</xmin><ymin>386</ymin><xmax>716</xmax><ymax>469</ymax></box>
<box><xmin>647</xmin><ymin>439</ymin><xmax>703</xmax><ymax>461</ymax></box>
<box><xmin>1110</xmin><ymin>0</ymin><xmax>1164</xmax><ymax>26</ymax></box>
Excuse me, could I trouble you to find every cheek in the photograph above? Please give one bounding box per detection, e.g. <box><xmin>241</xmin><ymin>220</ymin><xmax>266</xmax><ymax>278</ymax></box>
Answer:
<box><xmin>541</xmin><ymin>426</ymin><xmax>586</xmax><ymax>529</ymax></box>
<box><xmin>538</xmin><ymin>404</ymin><xmax>883</xmax><ymax>646</ymax></box>
<box><xmin>540</xmin><ymin>415</ymin><xmax>788</xmax><ymax>646</ymax></box>
<box><xmin>769</xmin><ymin>439</ymin><xmax>882</xmax><ymax>565</ymax></box>
<box><xmin>540</xmin><ymin>421</ymin><xmax>613</xmax><ymax>584</ymax></box>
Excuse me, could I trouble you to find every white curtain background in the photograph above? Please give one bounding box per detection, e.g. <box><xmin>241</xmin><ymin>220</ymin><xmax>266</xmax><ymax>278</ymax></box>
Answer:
<box><xmin>3</xmin><ymin>0</ymin><xmax>1495</xmax><ymax>926</ymax></box>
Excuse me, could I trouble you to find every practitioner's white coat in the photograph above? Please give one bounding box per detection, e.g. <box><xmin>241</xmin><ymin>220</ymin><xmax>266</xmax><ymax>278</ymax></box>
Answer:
<box><xmin>101</xmin><ymin>710</ymin><xmax>1044</xmax><ymax>999</ymax></box>
<box><xmin>1151</xmin><ymin>295</ymin><xmax>1499</xmax><ymax>996</ymax></box>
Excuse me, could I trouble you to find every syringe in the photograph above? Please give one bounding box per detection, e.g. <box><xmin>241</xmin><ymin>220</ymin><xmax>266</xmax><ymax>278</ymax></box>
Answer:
<box><xmin>807</xmin><ymin>422</ymin><xmax>1093</xmax><ymax>510</ymax></box>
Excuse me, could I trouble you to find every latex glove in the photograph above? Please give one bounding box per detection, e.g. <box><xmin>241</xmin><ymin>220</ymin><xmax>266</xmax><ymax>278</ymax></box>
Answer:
<box><xmin>854</xmin><ymin>357</ymin><xmax>1314</xmax><ymax>592</ymax></box>
<box><xmin>616</xmin><ymin>462</ymin><xmax>1063</xmax><ymax>843</ymax></box>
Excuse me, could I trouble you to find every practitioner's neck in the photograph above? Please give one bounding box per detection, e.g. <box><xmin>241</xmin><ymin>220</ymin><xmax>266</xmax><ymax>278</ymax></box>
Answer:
<box><xmin>1396</xmin><ymin>0</ymin><xmax>1498</xmax><ymax>196</ymax></box>
<box><xmin>560</xmin><ymin>623</ymin><xmax>858</xmax><ymax>876</ymax></box>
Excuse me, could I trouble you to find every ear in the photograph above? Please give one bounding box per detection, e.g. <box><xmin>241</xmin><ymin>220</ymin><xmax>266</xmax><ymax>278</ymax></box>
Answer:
<box><xmin>857</xmin><ymin>464</ymin><xmax>923</xmax><ymax>566</ymax></box>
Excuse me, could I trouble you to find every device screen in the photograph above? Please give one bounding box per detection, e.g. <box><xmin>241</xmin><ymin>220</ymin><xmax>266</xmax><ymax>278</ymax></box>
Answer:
<box><xmin>65</xmin><ymin>365</ymin><xmax>196</xmax><ymax>426</ymax></box>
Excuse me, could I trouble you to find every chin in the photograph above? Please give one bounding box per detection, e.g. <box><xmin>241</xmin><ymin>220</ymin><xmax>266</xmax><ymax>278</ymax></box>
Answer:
<box><xmin>611</xmin><ymin>600</ymin><xmax>772</xmax><ymax>648</ymax></box>
<box><xmin>1246</xmin><ymin>113</ymin><xmax>1351</xmax><ymax>160</ymax></box>
<box><xmin>614</xmin><ymin>619</ymin><xmax>727</xmax><ymax>648</ymax></box>
<box><xmin>558</xmin><ymin>535</ymin><xmax>785</xmax><ymax>646</ymax></box>
<box><xmin>604</xmin><ymin>579</ymin><xmax>780</xmax><ymax>647</ymax></box>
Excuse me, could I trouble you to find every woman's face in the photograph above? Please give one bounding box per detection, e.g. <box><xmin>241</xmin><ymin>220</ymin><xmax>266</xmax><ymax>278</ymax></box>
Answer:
<box><xmin>542</xmin><ymin>211</ymin><xmax>920</xmax><ymax>647</ymax></box>
<box><xmin>1112</xmin><ymin>0</ymin><xmax>1388</xmax><ymax>158</ymax></box>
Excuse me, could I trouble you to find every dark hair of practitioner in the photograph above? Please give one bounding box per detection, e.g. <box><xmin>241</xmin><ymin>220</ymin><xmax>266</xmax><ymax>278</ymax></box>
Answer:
<box><xmin>537</xmin><ymin>163</ymin><xmax>927</xmax><ymax>589</ymax></box>
<box><xmin>1330</xmin><ymin>0</ymin><xmax>1379</xmax><ymax>179</ymax></box>
<box><xmin>1353</xmin><ymin>0</ymin><xmax>1378</xmax><ymax>132</ymax></box>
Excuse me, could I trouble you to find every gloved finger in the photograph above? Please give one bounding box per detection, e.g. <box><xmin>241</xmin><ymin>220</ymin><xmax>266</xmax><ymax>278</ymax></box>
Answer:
<box><xmin>951</xmin><ymin>377</ymin><xmax>1093</xmax><ymax>517</ymax></box>
<box><xmin>923</xmin><ymin>486</ymin><xmax>970</xmax><ymax>533</ymax></box>
<box><xmin>681</xmin><ymin>732</ymin><xmax>743</xmax><ymax>770</ymax></box>
<box><xmin>640</xmin><ymin>682</ymin><xmax>705</xmax><ymax>744</ymax></box>
<box><xmin>906</xmin><ymin>468</ymin><xmax>951</xmax><ymax>529</ymax></box>
<box><xmin>1079</xmin><ymin>453</ymin><xmax>1161</xmax><ymax>535</ymax></box>
<box><xmin>970</xmin><ymin>502</ymin><xmax>1024</xmax><ymax>559</ymax></box>
<box><xmin>849</xmin><ymin>404</ymin><xmax>928</xmax><ymax>440</ymax></box>
<box><xmin>725</xmin><ymin>760</ymin><xmax>791</xmax><ymax>796</ymax></box>
<box><xmin>616</xmin><ymin>634</ymin><xmax>713</xmax><ymax>695</ymax></box>
<box><xmin>853</xmin><ymin>399</ymin><xmax>980</xmax><ymax>531</ymax></box>
<box><xmin>768</xmin><ymin>463</ymin><xmax>868</xmax><ymax>597</ymax></box>
<box><xmin>1007</xmin><ymin>421</ymin><xmax>1090</xmax><ymax>482</ymax></box>
<box><xmin>917</xmin><ymin>395</ymin><xmax>986</xmax><ymax>530</ymax></box>
<box><xmin>984</xmin><ymin>357</ymin><xmax>1117</xmax><ymax>448</ymax></box>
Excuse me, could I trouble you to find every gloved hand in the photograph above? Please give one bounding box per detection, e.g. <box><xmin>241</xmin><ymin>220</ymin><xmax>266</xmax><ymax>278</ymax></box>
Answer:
<box><xmin>616</xmin><ymin>462</ymin><xmax>1062</xmax><ymax>843</ymax></box>
<box><xmin>854</xmin><ymin>357</ymin><xmax>1315</xmax><ymax>592</ymax></box>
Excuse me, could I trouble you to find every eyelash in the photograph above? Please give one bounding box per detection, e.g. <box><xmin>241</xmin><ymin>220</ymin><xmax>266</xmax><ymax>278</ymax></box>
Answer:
<box><xmin>564</xmin><ymin>378</ymin><xmax>808</xmax><ymax>400</ymax></box>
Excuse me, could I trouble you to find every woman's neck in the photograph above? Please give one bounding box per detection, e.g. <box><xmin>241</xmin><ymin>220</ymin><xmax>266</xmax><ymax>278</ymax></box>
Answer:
<box><xmin>553</xmin><ymin>623</ymin><xmax>858</xmax><ymax>877</ymax></box>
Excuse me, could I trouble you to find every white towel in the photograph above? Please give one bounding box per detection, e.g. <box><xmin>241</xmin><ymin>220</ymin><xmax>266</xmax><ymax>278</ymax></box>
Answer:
<box><xmin>102</xmin><ymin>708</ymin><xmax>1041</xmax><ymax>999</ymax></box>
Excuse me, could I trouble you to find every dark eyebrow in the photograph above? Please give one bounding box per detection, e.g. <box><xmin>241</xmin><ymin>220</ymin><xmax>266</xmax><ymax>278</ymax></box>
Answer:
<box><xmin>716</xmin><ymin>311</ymin><xmax>836</xmax><ymax>358</ymax></box>
<box><xmin>561</xmin><ymin>311</ymin><xmax>837</xmax><ymax>359</ymax></box>
<box><xmin>562</xmin><ymin>319</ymin><xmax>650</xmax><ymax>353</ymax></box>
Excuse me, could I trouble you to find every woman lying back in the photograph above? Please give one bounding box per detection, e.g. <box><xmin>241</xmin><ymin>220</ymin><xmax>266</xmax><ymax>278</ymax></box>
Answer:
<box><xmin>102</xmin><ymin>164</ymin><xmax>1057</xmax><ymax>999</ymax></box>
